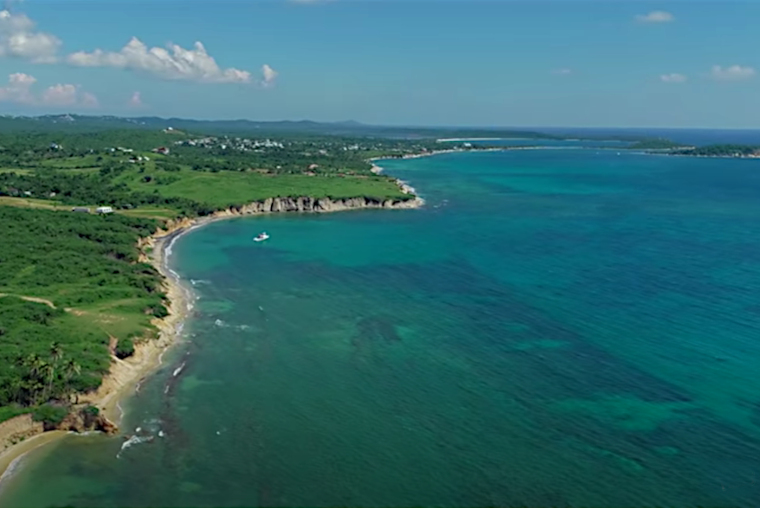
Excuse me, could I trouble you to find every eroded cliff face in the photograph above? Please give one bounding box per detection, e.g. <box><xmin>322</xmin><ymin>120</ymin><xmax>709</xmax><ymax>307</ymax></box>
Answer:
<box><xmin>0</xmin><ymin>407</ymin><xmax>116</xmax><ymax>453</ymax></box>
<box><xmin>155</xmin><ymin>195</ymin><xmax>423</xmax><ymax>235</ymax></box>
<box><xmin>217</xmin><ymin>195</ymin><xmax>423</xmax><ymax>216</ymax></box>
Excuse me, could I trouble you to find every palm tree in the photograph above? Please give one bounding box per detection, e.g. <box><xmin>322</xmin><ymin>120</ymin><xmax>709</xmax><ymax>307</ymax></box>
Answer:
<box><xmin>63</xmin><ymin>360</ymin><xmax>81</xmax><ymax>405</ymax></box>
<box><xmin>25</xmin><ymin>353</ymin><xmax>43</xmax><ymax>378</ymax></box>
<box><xmin>6</xmin><ymin>377</ymin><xmax>24</xmax><ymax>405</ymax></box>
<box><xmin>47</xmin><ymin>342</ymin><xmax>64</xmax><ymax>399</ymax></box>
<box><xmin>50</xmin><ymin>342</ymin><xmax>64</xmax><ymax>365</ymax></box>
<box><xmin>41</xmin><ymin>361</ymin><xmax>55</xmax><ymax>401</ymax></box>
<box><xmin>18</xmin><ymin>354</ymin><xmax>43</xmax><ymax>405</ymax></box>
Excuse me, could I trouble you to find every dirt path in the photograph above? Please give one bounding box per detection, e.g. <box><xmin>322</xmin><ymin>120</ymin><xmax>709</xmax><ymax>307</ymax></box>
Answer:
<box><xmin>0</xmin><ymin>293</ymin><xmax>57</xmax><ymax>309</ymax></box>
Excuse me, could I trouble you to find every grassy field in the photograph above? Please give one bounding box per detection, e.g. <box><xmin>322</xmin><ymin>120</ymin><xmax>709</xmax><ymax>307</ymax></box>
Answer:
<box><xmin>0</xmin><ymin>197</ymin><xmax>177</xmax><ymax>220</ymax></box>
<box><xmin>112</xmin><ymin>168</ymin><xmax>409</xmax><ymax>208</ymax></box>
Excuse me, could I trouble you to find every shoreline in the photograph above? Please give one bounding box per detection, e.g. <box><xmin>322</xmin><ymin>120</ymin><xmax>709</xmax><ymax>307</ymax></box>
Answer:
<box><xmin>0</xmin><ymin>223</ymin><xmax>195</xmax><ymax>489</ymax></box>
<box><xmin>0</xmin><ymin>179</ymin><xmax>426</xmax><ymax>484</ymax></box>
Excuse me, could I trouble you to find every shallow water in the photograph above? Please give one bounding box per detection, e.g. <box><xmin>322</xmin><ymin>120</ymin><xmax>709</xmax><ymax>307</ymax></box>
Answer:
<box><xmin>2</xmin><ymin>149</ymin><xmax>760</xmax><ymax>507</ymax></box>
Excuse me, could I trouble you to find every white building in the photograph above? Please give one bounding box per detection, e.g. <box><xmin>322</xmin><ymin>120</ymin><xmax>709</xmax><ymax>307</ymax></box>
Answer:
<box><xmin>96</xmin><ymin>206</ymin><xmax>114</xmax><ymax>214</ymax></box>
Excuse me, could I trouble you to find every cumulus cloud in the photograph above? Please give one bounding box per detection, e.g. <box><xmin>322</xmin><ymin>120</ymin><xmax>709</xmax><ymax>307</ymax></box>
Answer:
<box><xmin>0</xmin><ymin>71</ymin><xmax>35</xmax><ymax>103</ymax></box>
<box><xmin>262</xmin><ymin>64</ymin><xmax>278</xmax><ymax>87</ymax></box>
<box><xmin>0</xmin><ymin>72</ymin><xmax>97</xmax><ymax>107</ymax></box>
<box><xmin>635</xmin><ymin>11</ymin><xmax>674</xmax><ymax>23</ymax></box>
<box><xmin>710</xmin><ymin>65</ymin><xmax>756</xmax><ymax>81</ymax></box>
<box><xmin>0</xmin><ymin>9</ymin><xmax>60</xmax><ymax>63</ymax></box>
<box><xmin>129</xmin><ymin>91</ymin><xmax>143</xmax><ymax>107</ymax></box>
<box><xmin>67</xmin><ymin>37</ymin><xmax>253</xmax><ymax>84</ymax></box>
<box><xmin>80</xmin><ymin>91</ymin><xmax>99</xmax><ymax>108</ymax></box>
<box><xmin>660</xmin><ymin>73</ymin><xmax>687</xmax><ymax>83</ymax></box>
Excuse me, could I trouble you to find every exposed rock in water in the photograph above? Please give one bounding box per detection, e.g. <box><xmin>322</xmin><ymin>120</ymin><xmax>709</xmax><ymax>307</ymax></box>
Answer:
<box><xmin>54</xmin><ymin>408</ymin><xmax>118</xmax><ymax>435</ymax></box>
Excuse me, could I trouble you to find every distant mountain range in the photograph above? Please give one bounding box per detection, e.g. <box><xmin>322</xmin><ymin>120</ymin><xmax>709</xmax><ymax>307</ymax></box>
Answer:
<box><xmin>3</xmin><ymin>114</ymin><xmax>720</xmax><ymax>144</ymax></box>
<box><xmin>0</xmin><ymin>114</ymin><xmax>569</xmax><ymax>140</ymax></box>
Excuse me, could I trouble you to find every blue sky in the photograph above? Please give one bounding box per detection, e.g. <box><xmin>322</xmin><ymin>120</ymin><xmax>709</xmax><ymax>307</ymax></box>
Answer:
<box><xmin>0</xmin><ymin>1</ymin><xmax>758</xmax><ymax>128</ymax></box>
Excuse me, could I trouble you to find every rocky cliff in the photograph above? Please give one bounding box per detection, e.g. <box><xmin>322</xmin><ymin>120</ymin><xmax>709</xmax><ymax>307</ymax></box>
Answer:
<box><xmin>217</xmin><ymin>195</ymin><xmax>422</xmax><ymax>215</ymax></box>
<box><xmin>151</xmin><ymin>194</ymin><xmax>423</xmax><ymax>238</ymax></box>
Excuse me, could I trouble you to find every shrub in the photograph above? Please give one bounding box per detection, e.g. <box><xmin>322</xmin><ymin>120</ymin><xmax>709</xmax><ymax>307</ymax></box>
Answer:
<box><xmin>33</xmin><ymin>404</ymin><xmax>68</xmax><ymax>427</ymax></box>
<box><xmin>115</xmin><ymin>338</ymin><xmax>135</xmax><ymax>359</ymax></box>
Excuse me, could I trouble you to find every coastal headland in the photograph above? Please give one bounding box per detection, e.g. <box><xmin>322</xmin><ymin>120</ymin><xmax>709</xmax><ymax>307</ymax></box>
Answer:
<box><xmin>0</xmin><ymin>118</ymin><xmax>691</xmax><ymax>485</ymax></box>
<box><xmin>0</xmin><ymin>167</ymin><xmax>423</xmax><ymax>484</ymax></box>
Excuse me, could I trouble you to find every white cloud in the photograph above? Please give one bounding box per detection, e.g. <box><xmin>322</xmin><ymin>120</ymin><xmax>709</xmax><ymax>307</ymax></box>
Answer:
<box><xmin>67</xmin><ymin>37</ymin><xmax>253</xmax><ymax>84</ymax></box>
<box><xmin>660</xmin><ymin>73</ymin><xmax>687</xmax><ymax>83</ymax></box>
<box><xmin>0</xmin><ymin>71</ymin><xmax>35</xmax><ymax>103</ymax></box>
<box><xmin>551</xmin><ymin>68</ymin><xmax>572</xmax><ymax>75</ymax></box>
<box><xmin>129</xmin><ymin>91</ymin><xmax>143</xmax><ymax>107</ymax></box>
<box><xmin>635</xmin><ymin>11</ymin><xmax>674</xmax><ymax>23</ymax></box>
<box><xmin>80</xmin><ymin>91</ymin><xmax>99</xmax><ymax>108</ymax></box>
<box><xmin>262</xmin><ymin>64</ymin><xmax>278</xmax><ymax>87</ymax></box>
<box><xmin>710</xmin><ymin>65</ymin><xmax>756</xmax><ymax>81</ymax></box>
<box><xmin>42</xmin><ymin>83</ymin><xmax>78</xmax><ymax>106</ymax></box>
<box><xmin>0</xmin><ymin>72</ymin><xmax>97</xmax><ymax>107</ymax></box>
<box><xmin>0</xmin><ymin>9</ymin><xmax>60</xmax><ymax>63</ymax></box>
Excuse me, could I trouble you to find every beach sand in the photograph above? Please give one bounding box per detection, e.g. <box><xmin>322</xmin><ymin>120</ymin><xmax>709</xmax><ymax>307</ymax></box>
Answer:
<box><xmin>79</xmin><ymin>228</ymin><xmax>193</xmax><ymax>425</ymax></box>
<box><xmin>0</xmin><ymin>167</ymin><xmax>426</xmax><ymax>482</ymax></box>
<box><xmin>0</xmin><ymin>224</ymin><xmax>195</xmax><ymax>483</ymax></box>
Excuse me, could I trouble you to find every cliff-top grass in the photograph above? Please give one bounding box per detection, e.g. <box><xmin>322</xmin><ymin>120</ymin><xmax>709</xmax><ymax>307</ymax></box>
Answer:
<box><xmin>111</xmin><ymin>167</ymin><xmax>410</xmax><ymax>208</ymax></box>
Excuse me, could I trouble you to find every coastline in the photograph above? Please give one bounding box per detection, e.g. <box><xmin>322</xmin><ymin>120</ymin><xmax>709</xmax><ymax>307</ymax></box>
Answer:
<box><xmin>0</xmin><ymin>177</ymin><xmax>426</xmax><ymax>483</ymax></box>
<box><xmin>0</xmin><ymin>223</ymin><xmax>194</xmax><ymax>489</ymax></box>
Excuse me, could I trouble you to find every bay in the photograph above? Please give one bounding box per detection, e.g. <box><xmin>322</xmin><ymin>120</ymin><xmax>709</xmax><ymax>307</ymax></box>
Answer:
<box><xmin>2</xmin><ymin>149</ymin><xmax>760</xmax><ymax>507</ymax></box>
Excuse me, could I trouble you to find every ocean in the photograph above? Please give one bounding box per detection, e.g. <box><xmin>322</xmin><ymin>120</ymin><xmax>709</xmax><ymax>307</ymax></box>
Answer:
<box><xmin>2</xmin><ymin>147</ymin><xmax>760</xmax><ymax>507</ymax></box>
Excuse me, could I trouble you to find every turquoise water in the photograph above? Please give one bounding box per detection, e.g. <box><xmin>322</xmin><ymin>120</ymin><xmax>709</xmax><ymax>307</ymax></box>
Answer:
<box><xmin>2</xmin><ymin>149</ymin><xmax>760</xmax><ymax>506</ymax></box>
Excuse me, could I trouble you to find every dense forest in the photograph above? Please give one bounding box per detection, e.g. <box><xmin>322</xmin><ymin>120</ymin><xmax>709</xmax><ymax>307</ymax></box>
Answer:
<box><xmin>0</xmin><ymin>206</ymin><xmax>165</xmax><ymax>422</ymax></box>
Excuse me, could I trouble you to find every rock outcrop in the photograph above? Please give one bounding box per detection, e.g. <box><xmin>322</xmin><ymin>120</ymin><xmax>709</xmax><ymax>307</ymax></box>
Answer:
<box><xmin>54</xmin><ymin>408</ymin><xmax>118</xmax><ymax>435</ymax></box>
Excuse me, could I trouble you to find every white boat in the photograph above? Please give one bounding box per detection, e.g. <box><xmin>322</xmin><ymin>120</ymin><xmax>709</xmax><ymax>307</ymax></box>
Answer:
<box><xmin>253</xmin><ymin>232</ymin><xmax>269</xmax><ymax>242</ymax></box>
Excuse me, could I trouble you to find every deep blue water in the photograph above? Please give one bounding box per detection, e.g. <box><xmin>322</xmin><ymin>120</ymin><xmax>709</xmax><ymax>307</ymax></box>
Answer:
<box><xmin>2</xmin><ymin>148</ymin><xmax>760</xmax><ymax>507</ymax></box>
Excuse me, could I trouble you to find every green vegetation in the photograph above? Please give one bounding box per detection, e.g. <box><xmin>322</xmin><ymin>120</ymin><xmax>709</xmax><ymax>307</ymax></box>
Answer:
<box><xmin>0</xmin><ymin>206</ymin><xmax>166</xmax><ymax>421</ymax></box>
<box><xmin>114</xmin><ymin>338</ymin><xmax>135</xmax><ymax>359</ymax></box>
<box><xmin>629</xmin><ymin>138</ymin><xmax>690</xmax><ymax>150</ymax></box>
<box><xmin>672</xmin><ymin>144</ymin><xmax>760</xmax><ymax>157</ymax></box>
<box><xmin>0</xmin><ymin>126</ymin><xmax>427</xmax><ymax>424</ymax></box>
<box><xmin>7</xmin><ymin>118</ymin><xmax>647</xmax><ymax>426</ymax></box>
<box><xmin>32</xmin><ymin>404</ymin><xmax>69</xmax><ymax>427</ymax></box>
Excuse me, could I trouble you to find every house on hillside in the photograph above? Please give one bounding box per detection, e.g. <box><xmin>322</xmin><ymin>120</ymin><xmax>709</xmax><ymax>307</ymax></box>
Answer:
<box><xmin>152</xmin><ymin>146</ymin><xmax>170</xmax><ymax>155</ymax></box>
<box><xmin>96</xmin><ymin>206</ymin><xmax>114</xmax><ymax>214</ymax></box>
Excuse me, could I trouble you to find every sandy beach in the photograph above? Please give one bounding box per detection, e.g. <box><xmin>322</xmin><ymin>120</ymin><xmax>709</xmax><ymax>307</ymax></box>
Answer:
<box><xmin>0</xmin><ymin>170</ymin><xmax>425</xmax><ymax>484</ymax></box>
<box><xmin>0</xmin><ymin>222</ymin><xmax>197</xmax><ymax>485</ymax></box>
<box><xmin>80</xmin><ymin>227</ymin><xmax>195</xmax><ymax>425</ymax></box>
